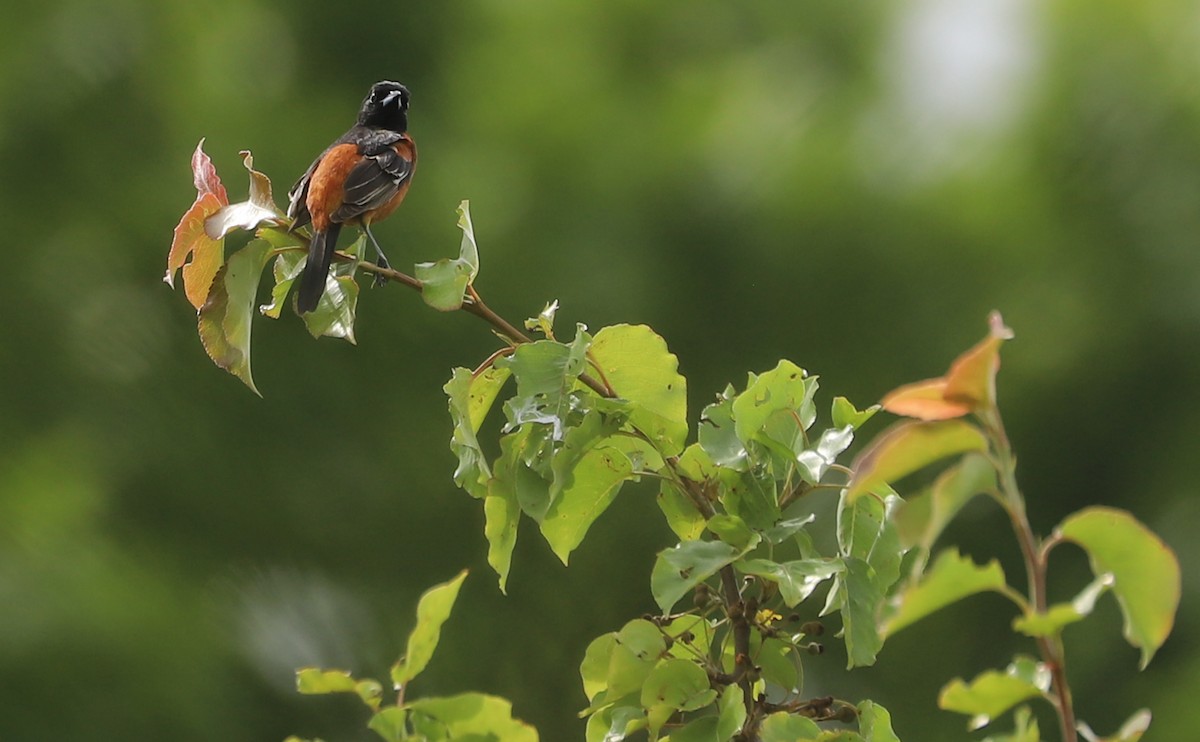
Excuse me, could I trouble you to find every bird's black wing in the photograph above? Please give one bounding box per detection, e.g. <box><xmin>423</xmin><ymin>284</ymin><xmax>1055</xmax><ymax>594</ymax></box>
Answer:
<box><xmin>331</xmin><ymin>137</ymin><xmax>413</xmax><ymax>224</ymax></box>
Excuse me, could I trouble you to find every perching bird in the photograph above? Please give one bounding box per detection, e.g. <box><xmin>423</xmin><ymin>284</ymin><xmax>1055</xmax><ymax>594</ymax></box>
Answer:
<box><xmin>287</xmin><ymin>81</ymin><xmax>417</xmax><ymax>312</ymax></box>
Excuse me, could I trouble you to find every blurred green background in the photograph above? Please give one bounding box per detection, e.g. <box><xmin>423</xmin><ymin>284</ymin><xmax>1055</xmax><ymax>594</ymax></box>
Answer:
<box><xmin>1</xmin><ymin>0</ymin><xmax>1196</xmax><ymax>739</ymax></box>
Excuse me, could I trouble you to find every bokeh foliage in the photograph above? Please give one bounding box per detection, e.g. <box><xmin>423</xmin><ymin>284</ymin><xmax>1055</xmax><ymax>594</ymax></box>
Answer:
<box><xmin>1</xmin><ymin>0</ymin><xmax>1197</xmax><ymax>739</ymax></box>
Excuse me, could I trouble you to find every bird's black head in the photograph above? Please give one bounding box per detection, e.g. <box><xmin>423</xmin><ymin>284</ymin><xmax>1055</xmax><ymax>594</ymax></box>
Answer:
<box><xmin>357</xmin><ymin>81</ymin><xmax>410</xmax><ymax>131</ymax></box>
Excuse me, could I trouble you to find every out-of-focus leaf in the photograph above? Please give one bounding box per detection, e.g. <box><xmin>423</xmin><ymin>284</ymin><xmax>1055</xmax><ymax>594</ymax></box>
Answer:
<box><xmin>981</xmin><ymin>705</ymin><xmax>1040</xmax><ymax>742</ymax></box>
<box><xmin>296</xmin><ymin>667</ymin><xmax>357</xmax><ymax>694</ymax></box>
<box><xmin>738</xmin><ymin>558</ymin><xmax>843</xmax><ymax>607</ymax></box>
<box><xmin>589</xmin><ymin>324</ymin><xmax>688</xmax><ymax>456</ymax></box>
<box><xmin>445</xmin><ymin>367</ymin><xmax>494</xmax><ymax>499</ymax></box>
<box><xmin>484</xmin><ymin>482</ymin><xmax>520</xmax><ymax>593</ymax></box>
<box><xmin>405</xmin><ymin>693</ymin><xmax>538</xmax><ymax>742</ymax></box>
<box><xmin>1013</xmin><ymin>572</ymin><xmax>1113</xmax><ymax>638</ymax></box>
<box><xmin>197</xmin><ymin>239</ymin><xmax>272</xmax><ymax>395</ymax></box>
<box><xmin>894</xmin><ymin>453</ymin><xmax>996</xmax><ymax>556</ymax></box>
<box><xmin>651</xmin><ymin>537</ymin><xmax>759</xmax><ymax>613</ymax></box>
<box><xmin>367</xmin><ymin>707</ymin><xmax>406</xmax><ymax>742</ymax></box>
<box><xmin>1056</xmin><ymin>507</ymin><xmax>1180</xmax><ymax>668</ymax></box>
<box><xmin>391</xmin><ymin>570</ymin><xmax>469</xmax><ymax>688</ymax></box>
<box><xmin>846</xmin><ymin>420</ymin><xmax>987</xmax><ymax>502</ymax></box>
<box><xmin>939</xmin><ymin>658</ymin><xmax>1050</xmax><ymax>731</ymax></box>
<box><xmin>882</xmin><ymin>313</ymin><xmax>1013</xmax><ymax>419</ymax></box>
<box><xmin>706</xmin><ymin>513</ymin><xmax>756</xmax><ymax>550</ymax></box>
<box><xmin>586</xmin><ymin>706</ymin><xmax>646</xmax><ymax>742</ymax></box>
<box><xmin>1078</xmin><ymin>709</ymin><xmax>1151</xmax><ymax>742</ymax></box>
<box><xmin>883</xmin><ymin>548</ymin><xmax>1006</xmax><ymax>637</ymax></box>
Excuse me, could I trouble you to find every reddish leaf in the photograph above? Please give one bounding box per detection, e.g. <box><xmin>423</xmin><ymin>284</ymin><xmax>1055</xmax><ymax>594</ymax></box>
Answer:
<box><xmin>943</xmin><ymin>311</ymin><xmax>1013</xmax><ymax>408</ymax></box>
<box><xmin>167</xmin><ymin>191</ymin><xmax>226</xmax><ymax>309</ymax></box>
<box><xmin>191</xmin><ymin>137</ymin><xmax>228</xmax><ymax>202</ymax></box>
<box><xmin>846</xmin><ymin>420</ymin><xmax>987</xmax><ymax>502</ymax></box>
<box><xmin>881</xmin><ymin>378</ymin><xmax>970</xmax><ymax>421</ymax></box>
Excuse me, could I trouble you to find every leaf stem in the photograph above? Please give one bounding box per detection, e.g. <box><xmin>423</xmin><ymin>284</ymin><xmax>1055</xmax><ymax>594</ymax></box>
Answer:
<box><xmin>982</xmin><ymin>408</ymin><xmax>1077</xmax><ymax>742</ymax></box>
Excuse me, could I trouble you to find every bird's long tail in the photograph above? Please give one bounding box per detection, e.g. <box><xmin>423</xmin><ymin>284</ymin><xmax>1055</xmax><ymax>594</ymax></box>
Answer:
<box><xmin>296</xmin><ymin>223</ymin><xmax>342</xmax><ymax>313</ymax></box>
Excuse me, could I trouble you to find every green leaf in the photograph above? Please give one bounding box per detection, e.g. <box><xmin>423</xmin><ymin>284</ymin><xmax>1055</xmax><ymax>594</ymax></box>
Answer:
<box><xmin>698</xmin><ymin>389</ymin><xmax>747</xmax><ymax>470</ymax></box>
<box><xmin>883</xmin><ymin>548</ymin><xmax>1006</xmax><ymax>637</ymax></box>
<box><xmin>641</xmin><ymin>659</ymin><xmax>716</xmax><ymax>737</ymax></box>
<box><xmin>667</xmin><ymin>716</ymin><xmax>719</xmax><ymax>742</ymax></box>
<box><xmin>367</xmin><ymin>706</ymin><xmax>407</xmax><ymax>742</ymax></box>
<box><xmin>540</xmin><ymin>440</ymin><xmax>633</xmax><ymax>564</ymax></box>
<box><xmin>498</xmin><ymin>331</ymin><xmax>591</xmax><ymax>438</ymax></box>
<box><xmin>1056</xmin><ymin>506</ymin><xmax>1180</xmax><ymax>668</ymax></box>
<box><xmin>391</xmin><ymin>570</ymin><xmax>469</xmax><ymax>688</ymax></box>
<box><xmin>197</xmin><ymin>239</ymin><xmax>272</xmax><ymax>395</ymax></box>
<box><xmin>606</xmin><ymin>619</ymin><xmax>667</xmax><ymax>699</ymax></box>
<box><xmin>296</xmin><ymin>667</ymin><xmax>357</xmax><ymax>694</ymax></box>
<box><xmin>760</xmin><ymin>712</ymin><xmax>822</xmax><ymax>742</ymax></box>
<box><xmin>416</xmin><ymin>256</ymin><xmax>472</xmax><ymax>311</ymax></box>
<box><xmin>706</xmin><ymin>514</ymin><xmax>756</xmax><ymax>550</ymax></box>
<box><xmin>796</xmin><ymin>425</ymin><xmax>854</xmax><ymax>484</ymax></box>
<box><xmin>982</xmin><ymin>705</ymin><xmax>1040</xmax><ymax>742</ymax></box>
<box><xmin>580</xmin><ymin>632</ymin><xmax>618</xmax><ymax>702</ymax></box>
<box><xmin>732</xmin><ymin>360</ymin><xmax>814</xmax><ymax>444</ymax></box>
<box><xmin>587</xmin><ymin>705</ymin><xmax>646</xmax><ymax>742</ymax></box>
<box><xmin>939</xmin><ymin>658</ymin><xmax>1050</xmax><ymax>731</ymax></box>
<box><xmin>718</xmin><ymin>466</ymin><xmax>780</xmax><ymax>530</ymax></box>
<box><xmin>455</xmin><ymin>199</ymin><xmax>480</xmax><ymax>283</ymax></box>
<box><xmin>894</xmin><ymin>453</ymin><xmax>996</xmax><ymax>557</ymax></box>
<box><xmin>838</xmin><ymin>557</ymin><xmax>885</xmax><ymax>668</ymax></box>
<box><xmin>484</xmin><ymin>482</ymin><xmax>520</xmax><ymax>593</ymax></box>
<box><xmin>590</xmin><ymin>325</ymin><xmax>688</xmax><ymax>456</ymax></box>
<box><xmin>405</xmin><ymin>692</ymin><xmax>538</xmax><ymax>742</ymax></box>
<box><xmin>832</xmin><ymin>397</ymin><xmax>880</xmax><ymax>431</ymax></box>
<box><xmin>445</xmin><ymin>367</ymin><xmax>499</xmax><ymax>499</ymax></box>
<box><xmin>260</xmin><ymin>248</ymin><xmax>305</xmax><ymax>319</ymax></box>
<box><xmin>658</xmin><ymin>481</ymin><xmax>706</xmax><ymax>541</ymax></box>
<box><xmin>738</xmin><ymin>558</ymin><xmax>843</xmax><ymax>607</ymax></box>
<box><xmin>716</xmin><ymin>684</ymin><xmax>747</xmax><ymax>740</ymax></box>
<box><xmin>846</xmin><ymin>420</ymin><xmax>988</xmax><ymax>502</ymax></box>
<box><xmin>1013</xmin><ymin>572</ymin><xmax>1113</xmax><ymax>638</ymax></box>
<box><xmin>857</xmin><ymin>700</ymin><xmax>900</xmax><ymax>742</ymax></box>
<box><xmin>300</xmin><ymin>274</ymin><xmax>360</xmax><ymax>341</ymax></box>
<box><xmin>651</xmin><ymin>537</ymin><xmax>759</xmax><ymax>613</ymax></box>
<box><xmin>757</xmin><ymin>637</ymin><xmax>801</xmax><ymax>693</ymax></box>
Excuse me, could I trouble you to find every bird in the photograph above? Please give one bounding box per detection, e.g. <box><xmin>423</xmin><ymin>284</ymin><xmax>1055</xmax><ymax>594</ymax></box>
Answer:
<box><xmin>287</xmin><ymin>80</ymin><xmax>417</xmax><ymax>313</ymax></box>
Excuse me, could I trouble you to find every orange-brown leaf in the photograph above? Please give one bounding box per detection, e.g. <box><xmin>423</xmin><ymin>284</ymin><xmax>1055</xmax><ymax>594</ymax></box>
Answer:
<box><xmin>192</xmin><ymin>138</ymin><xmax>228</xmax><ymax>202</ymax></box>
<box><xmin>942</xmin><ymin>311</ymin><xmax>1013</xmax><ymax>409</ymax></box>
<box><xmin>881</xmin><ymin>378</ymin><xmax>971</xmax><ymax>421</ymax></box>
<box><xmin>166</xmin><ymin>192</ymin><xmax>226</xmax><ymax>309</ymax></box>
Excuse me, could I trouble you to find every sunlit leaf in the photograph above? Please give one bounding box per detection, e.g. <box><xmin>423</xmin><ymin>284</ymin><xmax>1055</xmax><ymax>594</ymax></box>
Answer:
<box><xmin>391</xmin><ymin>570</ymin><xmax>469</xmax><ymax>688</ymax></box>
<box><xmin>846</xmin><ymin>420</ymin><xmax>988</xmax><ymax>502</ymax></box>
<box><xmin>498</xmin><ymin>331</ymin><xmax>591</xmax><ymax>439</ymax></box>
<box><xmin>296</xmin><ymin>667</ymin><xmax>358</xmax><ymax>694</ymax></box>
<box><xmin>738</xmin><ymin>558</ymin><xmax>843</xmax><ymax>607</ymax></box>
<box><xmin>540</xmin><ymin>439</ymin><xmax>632</xmax><ymax>564</ymax></box>
<box><xmin>1078</xmin><ymin>709</ymin><xmax>1151</xmax><ymax>742</ymax></box>
<box><xmin>759</xmin><ymin>712</ymin><xmax>822</xmax><ymax>742</ymax></box>
<box><xmin>832</xmin><ymin>396</ymin><xmax>880</xmax><ymax>431</ymax></box>
<box><xmin>586</xmin><ymin>706</ymin><xmax>646</xmax><ymax>742</ymax></box>
<box><xmin>300</xmin><ymin>274</ymin><xmax>359</xmax><ymax>342</ymax></box>
<box><xmin>405</xmin><ymin>693</ymin><xmax>538</xmax><ymax>742</ymax></box>
<box><xmin>796</xmin><ymin>425</ymin><xmax>855</xmax><ymax>484</ymax></box>
<box><xmin>640</xmin><ymin>659</ymin><xmax>715</xmax><ymax>737</ymax></box>
<box><xmin>484</xmin><ymin>483</ymin><xmax>520</xmax><ymax>593</ymax></box>
<box><xmin>651</xmin><ymin>537</ymin><xmax>759</xmax><ymax>613</ymax></box>
<box><xmin>838</xmin><ymin>557</ymin><xmax>885</xmax><ymax>668</ymax></box>
<box><xmin>883</xmin><ymin>548</ymin><xmax>1006</xmax><ymax>636</ymax></box>
<box><xmin>416</xmin><ymin>255</ymin><xmax>472</xmax><ymax>311</ymax></box>
<box><xmin>445</xmin><ymin>367</ymin><xmax>494</xmax><ymax>499</ymax></box>
<box><xmin>605</xmin><ymin>619</ymin><xmax>667</xmax><ymax>699</ymax></box>
<box><xmin>526</xmin><ymin>299</ymin><xmax>560</xmax><ymax>337</ymax></box>
<box><xmin>204</xmin><ymin>150</ymin><xmax>282</xmax><ymax>239</ymax></box>
<box><xmin>590</xmin><ymin>324</ymin><xmax>688</xmax><ymax>456</ymax></box>
<box><xmin>168</xmin><ymin>192</ymin><xmax>226</xmax><ymax>308</ymax></box>
<box><xmin>981</xmin><ymin>705</ymin><xmax>1040</xmax><ymax>742</ymax></box>
<box><xmin>880</xmin><ymin>378</ymin><xmax>970</xmax><ymax>421</ymax></box>
<box><xmin>580</xmin><ymin>632</ymin><xmax>618</xmax><ymax>702</ymax></box>
<box><xmin>1012</xmin><ymin>572</ymin><xmax>1113</xmax><ymax>638</ymax></box>
<box><xmin>718</xmin><ymin>466</ymin><xmax>779</xmax><ymax>530</ymax></box>
<box><xmin>197</xmin><ymin>239</ymin><xmax>272</xmax><ymax>395</ymax></box>
<box><xmin>942</xmin><ymin>311</ymin><xmax>1013</xmax><ymax>409</ymax></box>
<box><xmin>857</xmin><ymin>700</ymin><xmax>900</xmax><ymax>742</ymax></box>
<box><xmin>367</xmin><ymin>707</ymin><xmax>407</xmax><ymax>742</ymax></box>
<box><xmin>1056</xmin><ymin>507</ymin><xmax>1180</xmax><ymax>668</ymax></box>
<box><xmin>732</xmin><ymin>360</ymin><xmax>814</xmax><ymax>444</ymax></box>
<box><xmin>698</xmin><ymin>388</ymin><xmax>747</xmax><ymax>470</ymax></box>
<box><xmin>260</xmin><ymin>249</ymin><xmax>305</xmax><ymax>319</ymax></box>
<box><xmin>707</xmin><ymin>514</ymin><xmax>756</xmax><ymax>550</ymax></box>
<box><xmin>939</xmin><ymin>658</ymin><xmax>1049</xmax><ymax>730</ymax></box>
<box><xmin>455</xmin><ymin>199</ymin><xmax>480</xmax><ymax>283</ymax></box>
<box><xmin>658</xmin><ymin>481</ymin><xmax>706</xmax><ymax>541</ymax></box>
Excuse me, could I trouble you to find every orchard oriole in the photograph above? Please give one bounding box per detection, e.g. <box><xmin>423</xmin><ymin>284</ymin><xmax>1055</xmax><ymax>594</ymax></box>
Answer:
<box><xmin>287</xmin><ymin>80</ymin><xmax>417</xmax><ymax>313</ymax></box>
